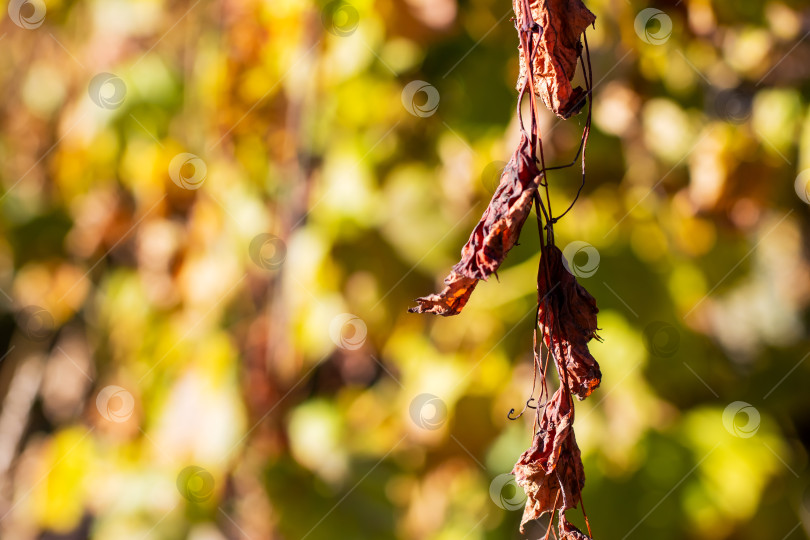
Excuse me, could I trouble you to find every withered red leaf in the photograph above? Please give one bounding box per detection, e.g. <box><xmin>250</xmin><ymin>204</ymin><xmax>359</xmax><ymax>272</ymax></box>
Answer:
<box><xmin>538</xmin><ymin>245</ymin><xmax>601</xmax><ymax>400</ymax></box>
<box><xmin>518</xmin><ymin>388</ymin><xmax>573</xmax><ymax>473</ymax></box>
<box><xmin>452</xmin><ymin>135</ymin><xmax>542</xmax><ymax>281</ymax></box>
<box><xmin>514</xmin><ymin>0</ymin><xmax>595</xmax><ymax>119</ymax></box>
<box><xmin>512</xmin><ymin>396</ymin><xmax>586</xmax><ymax>534</ymax></box>
<box><xmin>559</xmin><ymin>514</ymin><xmax>592</xmax><ymax>539</ymax></box>
<box><xmin>407</xmin><ymin>271</ymin><xmax>477</xmax><ymax>316</ymax></box>
<box><xmin>409</xmin><ymin>135</ymin><xmax>542</xmax><ymax>316</ymax></box>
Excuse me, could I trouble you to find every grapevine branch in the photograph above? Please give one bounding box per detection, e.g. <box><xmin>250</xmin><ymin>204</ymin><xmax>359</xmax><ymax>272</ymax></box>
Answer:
<box><xmin>410</xmin><ymin>0</ymin><xmax>602</xmax><ymax>537</ymax></box>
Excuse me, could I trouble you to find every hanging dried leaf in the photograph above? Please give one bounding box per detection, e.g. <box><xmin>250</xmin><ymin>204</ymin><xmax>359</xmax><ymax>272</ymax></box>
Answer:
<box><xmin>408</xmin><ymin>271</ymin><xmax>477</xmax><ymax>316</ymax></box>
<box><xmin>538</xmin><ymin>245</ymin><xmax>601</xmax><ymax>400</ymax></box>
<box><xmin>513</xmin><ymin>403</ymin><xmax>586</xmax><ymax>534</ymax></box>
<box><xmin>524</xmin><ymin>388</ymin><xmax>572</xmax><ymax>471</ymax></box>
<box><xmin>514</xmin><ymin>0</ymin><xmax>595</xmax><ymax>119</ymax></box>
<box><xmin>559</xmin><ymin>515</ymin><xmax>593</xmax><ymax>539</ymax></box>
<box><xmin>409</xmin><ymin>135</ymin><xmax>542</xmax><ymax>316</ymax></box>
<box><xmin>453</xmin><ymin>135</ymin><xmax>542</xmax><ymax>280</ymax></box>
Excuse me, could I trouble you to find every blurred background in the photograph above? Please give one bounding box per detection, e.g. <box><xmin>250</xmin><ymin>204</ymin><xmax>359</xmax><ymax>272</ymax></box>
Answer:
<box><xmin>0</xmin><ymin>0</ymin><xmax>809</xmax><ymax>538</ymax></box>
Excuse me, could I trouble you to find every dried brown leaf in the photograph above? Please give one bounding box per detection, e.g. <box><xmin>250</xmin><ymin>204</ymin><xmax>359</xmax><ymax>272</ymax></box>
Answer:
<box><xmin>513</xmin><ymin>396</ymin><xmax>586</xmax><ymax>534</ymax></box>
<box><xmin>452</xmin><ymin>135</ymin><xmax>542</xmax><ymax>281</ymax></box>
<box><xmin>559</xmin><ymin>515</ymin><xmax>592</xmax><ymax>539</ymax></box>
<box><xmin>409</xmin><ymin>135</ymin><xmax>542</xmax><ymax>316</ymax></box>
<box><xmin>538</xmin><ymin>245</ymin><xmax>601</xmax><ymax>400</ymax></box>
<box><xmin>515</xmin><ymin>0</ymin><xmax>595</xmax><ymax>119</ymax></box>
<box><xmin>517</xmin><ymin>388</ymin><xmax>572</xmax><ymax>472</ymax></box>
<box><xmin>408</xmin><ymin>271</ymin><xmax>477</xmax><ymax>316</ymax></box>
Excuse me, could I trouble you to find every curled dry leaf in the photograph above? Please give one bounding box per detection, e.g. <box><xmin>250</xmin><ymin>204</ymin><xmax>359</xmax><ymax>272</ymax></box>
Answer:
<box><xmin>538</xmin><ymin>244</ymin><xmax>601</xmax><ymax>400</ymax></box>
<box><xmin>406</xmin><ymin>271</ymin><xmax>477</xmax><ymax>316</ymax></box>
<box><xmin>524</xmin><ymin>388</ymin><xmax>572</xmax><ymax>470</ymax></box>
<box><xmin>452</xmin><ymin>135</ymin><xmax>542</xmax><ymax>280</ymax></box>
<box><xmin>512</xmin><ymin>390</ymin><xmax>585</xmax><ymax>533</ymax></box>
<box><xmin>560</xmin><ymin>514</ymin><xmax>593</xmax><ymax>540</ymax></box>
<box><xmin>513</xmin><ymin>433</ymin><xmax>586</xmax><ymax>534</ymax></box>
<box><xmin>409</xmin><ymin>135</ymin><xmax>542</xmax><ymax>316</ymax></box>
<box><xmin>514</xmin><ymin>0</ymin><xmax>596</xmax><ymax>118</ymax></box>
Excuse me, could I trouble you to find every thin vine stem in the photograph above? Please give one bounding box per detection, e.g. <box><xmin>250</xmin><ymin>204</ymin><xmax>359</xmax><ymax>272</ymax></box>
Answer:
<box><xmin>553</xmin><ymin>30</ymin><xmax>594</xmax><ymax>222</ymax></box>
